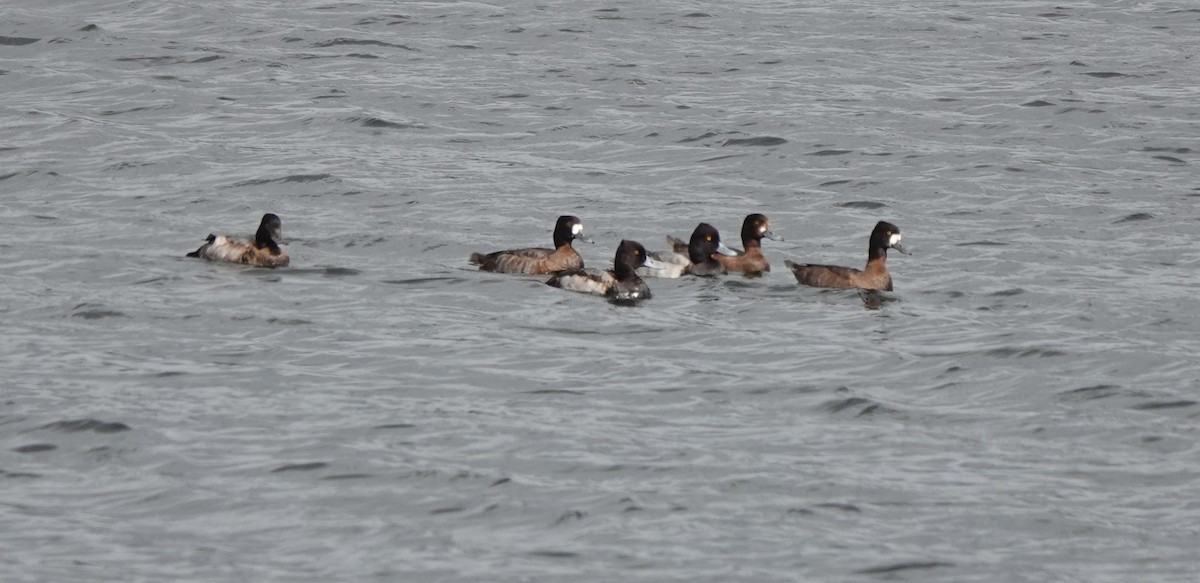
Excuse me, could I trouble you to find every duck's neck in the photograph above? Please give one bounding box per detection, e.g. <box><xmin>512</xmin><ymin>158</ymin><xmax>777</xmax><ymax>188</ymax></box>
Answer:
<box><xmin>613</xmin><ymin>261</ymin><xmax>637</xmax><ymax>280</ymax></box>
<box><xmin>256</xmin><ymin>227</ymin><xmax>281</xmax><ymax>255</ymax></box>
<box><xmin>688</xmin><ymin>242</ymin><xmax>712</xmax><ymax>264</ymax></box>
<box><xmin>867</xmin><ymin>244</ymin><xmax>888</xmax><ymax>264</ymax></box>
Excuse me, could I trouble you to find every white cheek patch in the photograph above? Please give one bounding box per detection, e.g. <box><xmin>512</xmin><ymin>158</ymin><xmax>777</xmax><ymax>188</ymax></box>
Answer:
<box><xmin>889</xmin><ymin>233</ymin><xmax>902</xmax><ymax>246</ymax></box>
<box><xmin>572</xmin><ymin>223</ymin><xmax>583</xmax><ymax>235</ymax></box>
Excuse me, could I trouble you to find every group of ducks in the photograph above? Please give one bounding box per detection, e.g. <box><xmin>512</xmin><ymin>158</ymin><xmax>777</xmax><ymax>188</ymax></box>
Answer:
<box><xmin>186</xmin><ymin>212</ymin><xmax>910</xmax><ymax>303</ymax></box>
<box><xmin>468</xmin><ymin>214</ymin><xmax>908</xmax><ymax>301</ymax></box>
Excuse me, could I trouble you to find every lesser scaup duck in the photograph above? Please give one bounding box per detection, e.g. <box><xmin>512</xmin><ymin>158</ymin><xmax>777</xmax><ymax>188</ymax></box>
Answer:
<box><xmin>784</xmin><ymin>221</ymin><xmax>909</xmax><ymax>291</ymax></box>
<box><xmin>469</xmin><ymin>215</ymin><xmax>593</xmax><ymax>274</ymax></box>
<box><xmin>641</xmin><ymin>223</ymin><xmax>736</xmax><ymax>278</ymax></box>
<box><xmin>186</xmin><ymin>213</ymin><xmax>290</xmax><ymax>267</ymax></box>
<box><xmin>547</xmin><ymin>240</ymin><xmax>665</xmax><ymax>302</ymax></box>
<box><xmin>670</xmin><ymin>213</ymin><xmax>782</xmax><ymax>274</ymax></box>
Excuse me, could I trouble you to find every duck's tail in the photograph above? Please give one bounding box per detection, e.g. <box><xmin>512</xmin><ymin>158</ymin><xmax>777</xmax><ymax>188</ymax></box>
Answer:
<box><xmin>186</xmin><ymin>234</ymin><xmax>216</xmax><ymax>257</ymax></box>
<box><xmin>666</xmin><ymin>235</ymin><xmax>688</xmax><ymax>254</ymax></box>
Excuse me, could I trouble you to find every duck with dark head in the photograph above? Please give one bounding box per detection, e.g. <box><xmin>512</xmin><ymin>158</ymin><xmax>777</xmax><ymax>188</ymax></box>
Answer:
<box><xmin>547</xmin><ymin>240</ymin><xmax>666</xmax><ymax>304</ymax></box>
<box><xmin>668</xmin><ymin>213</ymin><xmax>782</xmax><ymax>274</ymax></box>
<box><xmin>785</xmin><ymin>221</ymin><xmax>909</xmax><ymax>291</ymax></box>
<box><xmin>641</xmin><ymin>223</ymin><xmax>737</xmax><ymax>278</ymax></box>
<box><xmin>186</xmin><ymin>213</ymin><xmax>290</xmax><ymax>268</ymax></box>
<box><xmin>470</xmin><ymin>215</ymin><xmax>593</xmax><ymax>275</ymax></box>
<box><xmin>705</xmin><ymin>213</ymin><xmax>782</xmax><ymax>273</ymax></box>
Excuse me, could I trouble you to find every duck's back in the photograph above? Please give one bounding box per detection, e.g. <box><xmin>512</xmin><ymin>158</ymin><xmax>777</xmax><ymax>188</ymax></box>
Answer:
<box><xmin>546</xmin><ymin>268</ymin><xmax>616</xmax><ymax>295</ymax></box>
<box><xmin>637</xmin><ymin>249</ymin><xmax>690</xmax><ymax>278</ymax></box>
<box><xmin>471</xmin><ymin>246</ymin><xmax>581</xmax><ymax>274</ymax></box>
<box><xmin>547</xmin><ymin>268</ymin><xmax>651</xmax><ymax>301</ymax></box>
<box><xmin>191</xmin><ymin>235</ymin><xmax>290</xmax><ymax>267</ymax></box>
<box><xmin>715</xmin><ymin>247</ymin><xmax>768</xmax><ymax>272</ymax></box>
<box><xmin>785</xmin><ymin>260</ymin><xmax>890</xmax><ymax>291</ymax></box>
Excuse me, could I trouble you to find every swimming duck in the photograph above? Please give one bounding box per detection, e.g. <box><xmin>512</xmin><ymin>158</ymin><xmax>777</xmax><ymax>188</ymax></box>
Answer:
<box><xmin>669</xmin><ymin>213</ymin><xmax>782</xmax><ymax>273</ymax></box>
<box><xmin>470</xmin><ymin>215</ymin><xmax>593</xmax><ymax>274</ymax></box>
<box><xmin>186</xmin><ymin>213</ymin><xmax>290</xmax><ymax>267</ymax></box>
<box><xmin>546</xmin><ymin>240</ymin><xmax>666</xmax><ymax>302</ymax></box>
<box><xmin>784</xmin><ymin>221</ymin><xmax>909</xmax><ymax>291</ymax></box>
<box><xmin>641</xmin><ymin>223</ymin><xmax>736</xmax><ymax>278</ymax></box>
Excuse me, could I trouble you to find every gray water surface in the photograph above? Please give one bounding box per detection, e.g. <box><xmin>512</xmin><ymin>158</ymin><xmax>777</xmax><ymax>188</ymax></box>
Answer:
<box><xmin>2</xmin><ymin>1</ymin><xmax>1198</xmax><ymax>581</ymax></box>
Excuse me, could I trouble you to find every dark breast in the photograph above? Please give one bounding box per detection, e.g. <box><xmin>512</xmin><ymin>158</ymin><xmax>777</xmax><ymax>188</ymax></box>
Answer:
<box><xmin>540</xmin><ymin>246</ymin><xmax>584</xmax><ymax>273</ymax></box>
<box><xmin>607</xmin><ymin>277</ymin><xmax>651</xmax><ymax>301</ymax></box>
<box><xmin>686</xmin><ymin>259</ymin><xmax>726</xmax><ymax>277</ymax></box>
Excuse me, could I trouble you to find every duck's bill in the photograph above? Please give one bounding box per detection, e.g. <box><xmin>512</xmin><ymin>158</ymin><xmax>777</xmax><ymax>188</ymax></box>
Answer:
<box><xmin>641</xmin><ymin>256</ymin><xmax>669</xmax><ymax>270</ymax></box>
<box><xmin>891</xmin><ymin>241</ymin><xmax>911</xmax><ymax>255</ymax></box>
<box><xmin>578</xmin><ymin>234</ymin><xmax>595</xmax><ymax>244</ymax></box>
<box><xmin>762</xmin><ymin>230</ymin><xmax>783</xmax><ymax>242</ymax></box>
<box><xmin>715</xmin><ymin>241</ymin><xmax>737</xmax><ymax>256</ymax></box>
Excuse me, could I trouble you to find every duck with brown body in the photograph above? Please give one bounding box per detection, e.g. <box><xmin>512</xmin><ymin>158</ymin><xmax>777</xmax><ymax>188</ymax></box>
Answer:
<box><xmin>785</xmin><ymin>221</ymin><xmax>909</xmax><ymax>291</ymax></box>
<box><xmin>546</xmin><ymin>240</ymin><xmax>666</xmax><ymax>303</ymax></box>
<box><xmin>641</xmin><ymin>223</ymin><xmax>737</xmax><ymax>278</ymax></box>
<box><xmin>670</xmin><ymin>213</ymin><xmax>782</xmax><ymax>274</ymax></box>
<box><xmin>469</xmin><ymin>215</ymin><xmax>593</xmax><ymax>275</ymax></box>
<box><xmin>186</xmin><ymin>213</ymin><xmax>290</xmax><ymax>268</ymax></box>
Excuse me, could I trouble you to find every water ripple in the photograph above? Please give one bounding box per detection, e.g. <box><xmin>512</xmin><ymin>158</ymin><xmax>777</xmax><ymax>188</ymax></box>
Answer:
<box><xmin>2</xmin><ymin>1</ymin><xmax>1198</xmax><ymax>581</ymax></box>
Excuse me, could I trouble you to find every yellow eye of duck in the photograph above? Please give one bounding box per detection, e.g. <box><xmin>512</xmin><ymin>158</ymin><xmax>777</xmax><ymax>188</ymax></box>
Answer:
<box><xmin>705</xmin><ymin>236</ymin><xmax>712</xmax><ymax>242</ymax></box>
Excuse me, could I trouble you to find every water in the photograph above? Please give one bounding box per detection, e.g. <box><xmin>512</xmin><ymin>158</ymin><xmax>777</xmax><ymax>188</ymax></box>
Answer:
<box><xmin>2</xmin><ymin>1</ymin><xmax>1198</xmax><ymax>581</ymax></box>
